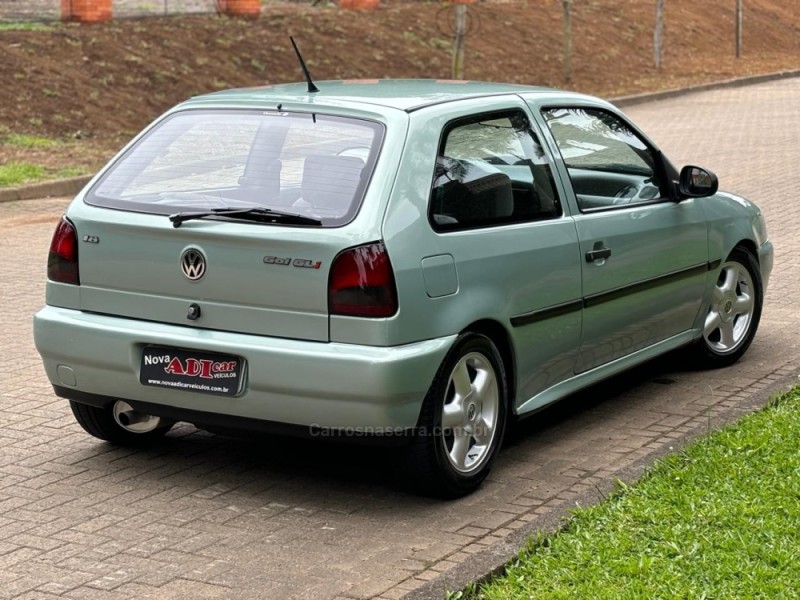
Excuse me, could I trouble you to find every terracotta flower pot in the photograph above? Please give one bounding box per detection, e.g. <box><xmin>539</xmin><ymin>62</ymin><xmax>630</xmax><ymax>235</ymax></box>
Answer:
<box><xmin>339</xmin><ymin>0</ymin><xmax>380</xmax><ymax>9</ymax></box>
<box><xmin>219</xmin><ymin>0</ymin><xmax>261</xmax><ymax>19</ymax></box>
<box><xmin>61</xmin><ymin>0</ymin><xmax>112</xmax><ymax>23</ymax></box>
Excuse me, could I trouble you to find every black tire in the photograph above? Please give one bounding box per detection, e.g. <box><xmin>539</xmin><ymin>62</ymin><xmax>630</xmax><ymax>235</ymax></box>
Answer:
<box><xmin>70</xmin><ymin>400</ymin><xmax>172</xmax><ymax>446</ymax></box>
<box><xmin>405</xmin><ymin>332</ymin><xmax>508</xmax><ymax>498</ymax></box>
<box><xmin>692</xmin><ymin>247</ymin><xmax>763</xmax><ymax>368</ymax></box>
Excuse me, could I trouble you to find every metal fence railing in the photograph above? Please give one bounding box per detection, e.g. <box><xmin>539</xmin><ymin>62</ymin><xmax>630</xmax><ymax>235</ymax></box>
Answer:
<box><xmin>0</xmin><ymin>0</ymin><xmax>60</xmax><ymax>21</ymax></box>
<box><xmin>1</xmin><ymin>0</ymin><xmax>520</xmax><ymax>22</ymax></box>
<box><xmin>113</xmin><ymin>0</ymin><xmax>219</xmax><ymax>19</ymax></box>
<box><xmin>0</xmin><ymin>0</ymin><xmax>222</xmax><ymax>22</ymax></box>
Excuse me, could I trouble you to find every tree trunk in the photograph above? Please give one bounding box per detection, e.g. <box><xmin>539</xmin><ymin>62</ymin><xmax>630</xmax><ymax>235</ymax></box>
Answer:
<box><xmin>562</xmin><ymin>0</ymin><xmax>572</xmax><ymax>83</ymax></box>
<box><xmin>654</xmin><ymin>0</ymin><xmax>665</xmax><ymax>69</ymax></box>
<box><xmin>452</xmin><ymin>4</ymin><xmax>468</xmax><ymax>80</ymax></box>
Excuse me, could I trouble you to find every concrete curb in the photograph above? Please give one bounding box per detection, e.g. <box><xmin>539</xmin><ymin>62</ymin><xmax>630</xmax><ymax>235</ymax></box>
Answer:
<box><xmin>612</xmin><ymin>69</ymin><xmax>800</xmax><ymax>107</ymax></box>
<box><xmin>402</xmin><ymin>366</ymin><xmax>800</xmax><ymax>600</ymax></box>
<box><xmin>0</xmin><ymin>175</ymin><xmax>91</xmax><ymax>204</ymax></box>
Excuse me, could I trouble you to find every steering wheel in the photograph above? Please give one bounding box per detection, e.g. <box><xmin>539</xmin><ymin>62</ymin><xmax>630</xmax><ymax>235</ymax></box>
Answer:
<box><xmin>612</xmin><ymin>182</ymin><xmax>660</xmax><ymax>205</ymax></box>
<box><xmin>612</xmin><ymin>184</ymin><xmax>639</xmax><ymax>205</ymax></box>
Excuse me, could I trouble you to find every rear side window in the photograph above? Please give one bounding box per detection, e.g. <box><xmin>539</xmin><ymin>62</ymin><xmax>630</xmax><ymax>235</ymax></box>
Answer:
<box><xmin>430</xmin><ymin>110</ymin><xmax>561</xmax><ymax>232</ymax></box>
<box><xmin>86</xmin><ymin>110</ymin><xmax>384</xmax><ymax>227</ymax></box>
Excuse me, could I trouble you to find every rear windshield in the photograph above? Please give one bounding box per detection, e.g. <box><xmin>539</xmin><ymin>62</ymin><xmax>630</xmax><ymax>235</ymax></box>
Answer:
<box><xmin>86</xmin><ymin>109</ymin><xmax>384</xmax><ymax>227</ymax></box>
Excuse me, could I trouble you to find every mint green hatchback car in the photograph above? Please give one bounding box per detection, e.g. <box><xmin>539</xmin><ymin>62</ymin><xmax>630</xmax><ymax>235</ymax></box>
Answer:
<box><xmin>34</xmin><ymin>80</ymin><xmax>772</xmax><ymax>497</ymax></box>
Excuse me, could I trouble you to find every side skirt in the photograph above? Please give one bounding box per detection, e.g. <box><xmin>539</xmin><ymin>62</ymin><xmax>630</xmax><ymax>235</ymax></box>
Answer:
<box><xmin>514</xmin><ymin>330</ymin><xmax>696</xmax><ymax>417</ymax></box>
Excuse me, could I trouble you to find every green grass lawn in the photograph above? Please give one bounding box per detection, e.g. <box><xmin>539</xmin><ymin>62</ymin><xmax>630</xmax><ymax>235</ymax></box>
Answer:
<box><xmin>0</xmin><ymin>22</ymin><xmax>56</xmax><ymax>31</ymax></box>
<box><xmin>0</xmin><ymin>130</ymin><xmax>92</xmax><ymax>187</ymax></box>
<box><xmin>1</xmin><ymin>133</ymin><xmax>60</xmax><ymax>148</ymax></box>
<box><xmin>469</xmin><ymin>386</ymin><xmax>800</xmax><ymax>600</ymax></box>
<box><xmin>0</xmin><ymin>162</ymin><xmax>88</xmax><ymax>187</ymax></box>
<box><xmin>0</xmin><ymin>162</ymin><xmax>45</xmax><ymax>186</ymax></box>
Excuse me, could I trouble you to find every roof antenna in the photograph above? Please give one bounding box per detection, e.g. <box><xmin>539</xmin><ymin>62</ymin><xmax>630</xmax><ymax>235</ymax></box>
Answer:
<box><xmin>290</xmin><ymin>36</ymin><xmax>319</xmax><ymax>94</ymax></box>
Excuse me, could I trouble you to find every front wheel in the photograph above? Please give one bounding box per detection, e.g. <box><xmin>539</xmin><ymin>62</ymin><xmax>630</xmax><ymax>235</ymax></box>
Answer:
<box><xmin>693</xmin><ymin>247</ymin><xmax>763</xmax><ymax>368</ymax></box>
<box><xmin>406</xmin><ymin>333</ymin><xmax>508</xmax><ymax>498</ymax></box>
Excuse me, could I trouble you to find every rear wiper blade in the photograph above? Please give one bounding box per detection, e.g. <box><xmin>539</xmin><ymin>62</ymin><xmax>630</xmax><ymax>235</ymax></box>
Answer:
<box><xmin>169</xmin><ymin>207</ymin><xmax>322</xmax><ymax>228</ymax></box>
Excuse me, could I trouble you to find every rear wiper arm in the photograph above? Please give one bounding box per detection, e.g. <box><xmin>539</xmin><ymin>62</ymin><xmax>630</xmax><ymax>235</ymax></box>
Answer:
<box><xmin>169</xmin><ymin>207</ymin><xmax>322</xmax><ymax>228</ymax></box>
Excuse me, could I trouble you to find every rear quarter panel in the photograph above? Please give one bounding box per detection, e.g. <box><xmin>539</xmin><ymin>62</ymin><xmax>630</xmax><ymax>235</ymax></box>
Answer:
<box><xmin>377</xmin><ymin>95</ymin><xmax>577</xmax><ymax>346</ymax></box>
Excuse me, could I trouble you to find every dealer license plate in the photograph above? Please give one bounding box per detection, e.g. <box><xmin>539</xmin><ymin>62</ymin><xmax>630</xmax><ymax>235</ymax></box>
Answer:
<box><xmin>139</xmin><ymin>346</ymin><xmax>244</xmax><ymax>397</ymax></box>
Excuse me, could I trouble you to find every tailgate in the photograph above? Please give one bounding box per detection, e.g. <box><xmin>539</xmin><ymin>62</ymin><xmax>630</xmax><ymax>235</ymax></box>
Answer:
<box><xmin>72</xmin><ymin>211</ymin><xmax>338</xmax><ymax>341</ymax></box>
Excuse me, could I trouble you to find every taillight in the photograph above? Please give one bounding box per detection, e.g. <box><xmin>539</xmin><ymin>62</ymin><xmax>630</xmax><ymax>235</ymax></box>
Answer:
<box><xmin>47</xmin><ymin>217</ymin><xmax>79</xmax><ymax>285</ymax></box>
<box><xmin>329</xmin><ymin>241</ymin><xmax>398</xmax><ymax>318</ymax></box>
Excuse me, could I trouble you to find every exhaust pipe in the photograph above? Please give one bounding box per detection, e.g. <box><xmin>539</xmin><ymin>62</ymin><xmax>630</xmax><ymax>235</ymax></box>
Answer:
<box><xmin>116</xmin><ymin>409</ymin><xmax>151</xmax><ymax>427</ymax></box>
<box><xmin>112</xmin><ymin>400</ymin><xmax>162</xmax><ymax>433</ymax></box>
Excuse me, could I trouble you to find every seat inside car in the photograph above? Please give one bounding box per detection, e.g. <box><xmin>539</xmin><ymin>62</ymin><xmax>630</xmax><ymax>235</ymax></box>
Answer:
<box><xmin>432</xmin><ymin>157</ymin><xmax>514</xmax><ymax>227</ymax></box>
<box><xmin>237</xmin><ymin>158</ymin><xmax>282</xmax><ymax>202</ymax></box>
<box><xmin>297</xmin><ymin>154</ymin><xmax>364</xmax><ymax>215</ymax></box>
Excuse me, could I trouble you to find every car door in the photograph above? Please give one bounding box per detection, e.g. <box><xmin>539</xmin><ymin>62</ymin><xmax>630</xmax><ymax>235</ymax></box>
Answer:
<box><xmin>383</xmin><ymin>102</ymin><xmax>583</xmax><ymax>412</ymax></box>
<box><xmin>430</xmin><ymin>108</ymin><xmax>585</xmax><ymax>406</ymax></box>
<box><xmin>537</xmin><ymin>105</ymin><xmax>709</xmax><ymax>373</ymax></box>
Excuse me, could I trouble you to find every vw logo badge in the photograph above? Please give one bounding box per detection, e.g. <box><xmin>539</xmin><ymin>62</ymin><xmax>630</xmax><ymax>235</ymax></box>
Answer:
<box><xmin>180</xmin><ymin>248</ymin><xmax>206</xmax><ymax>281</ymax></box>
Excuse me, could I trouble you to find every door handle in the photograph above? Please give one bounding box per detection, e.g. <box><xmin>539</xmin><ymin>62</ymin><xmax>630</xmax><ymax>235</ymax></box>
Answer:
<box><xmin>585</xmin><ymin>246</ymin><xmax>612</xmax><ymax>262</ymax></box>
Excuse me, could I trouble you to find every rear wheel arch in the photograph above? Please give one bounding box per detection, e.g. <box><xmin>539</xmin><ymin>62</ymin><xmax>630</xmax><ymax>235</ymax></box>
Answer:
<box><xmin>460</xmin><ymin>319</ymin><xmax>516</xmax><ymax>410</ymax></box>
<box><xmin>406</xmin><ymin>330</ymin><xmax>509</xmax><ymax>497</ymax></box>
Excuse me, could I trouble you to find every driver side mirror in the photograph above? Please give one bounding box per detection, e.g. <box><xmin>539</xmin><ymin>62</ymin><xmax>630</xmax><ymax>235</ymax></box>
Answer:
<box><xmin>678</xmin><ymin>165</ymin><xmax>719</xmax><ymax>198</ymax></box>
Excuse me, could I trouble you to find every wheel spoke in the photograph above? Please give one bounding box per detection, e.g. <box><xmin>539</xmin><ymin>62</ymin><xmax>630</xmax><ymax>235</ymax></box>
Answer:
<box><xmin>449</xmin><ymin>433</ymin><xmax>471</xmax><ymax>470</ymax></box>
<box><xmin>472</xmin><ymin>368</ymin><xmax>492</xmax><ymax>401</ymax></box>
<box><xmin>451</xmin><ymin>360</ymin><xmax>473</xmax><ymax>399</ymax></box>
<box><xmin>473</xmin><ymin>415</ymin><xmax>493</xmax><ymax>447</ymax></box>
<box><xmin>712</xmin><ymin>284</ymin><xmax>724</xmax><ymax>303</ymax></box>
<box><xmin>734</xmin><ymin>293</ymin><xmax>753</xmax><ymax>315</ymax></box>
<box><xmin>704</xmin><ymin>310</ymin><xmax>722</xmax><ymax>337</ymax></box>
<box><xmin>442</xmin><ymin>403</ymin><xmax>463</xmax><ymax>430</ymax></box>
<box><xmin>718</xmin><ymin>321</ymin><xmax>736</xmax><ymax>348</ymax></box>
<box><xmin>720</xmin><ymin>266</ymin><xmax>738</xmax><ymax>294</ymax></box>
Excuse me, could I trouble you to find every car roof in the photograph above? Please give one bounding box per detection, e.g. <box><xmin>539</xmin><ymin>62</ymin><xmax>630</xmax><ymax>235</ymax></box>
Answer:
<box><xmin>181</xmin><ymin>79</ymin><xmax>594</xmax><ymax>113</ymax></box>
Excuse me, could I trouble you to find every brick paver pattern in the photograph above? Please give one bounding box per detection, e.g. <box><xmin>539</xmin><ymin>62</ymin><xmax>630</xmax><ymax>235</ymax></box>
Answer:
<box><xmin>1</xmin><ymin>78</ymin><xmax>798</xmax><ymax>600</ymax></box>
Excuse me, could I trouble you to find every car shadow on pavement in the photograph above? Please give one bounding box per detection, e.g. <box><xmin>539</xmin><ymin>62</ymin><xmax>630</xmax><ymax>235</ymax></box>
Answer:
<box><xmin>139</xmin><ymin>422</ymin><xmax>427</xmax><ymax>501</ymax></box>
<box><xmin>90</xmin><ymin>350</ymin><xmax>694</xmax><ymax>504</ymax></box>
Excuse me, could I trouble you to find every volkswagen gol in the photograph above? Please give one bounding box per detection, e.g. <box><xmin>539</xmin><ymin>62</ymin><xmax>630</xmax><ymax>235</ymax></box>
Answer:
<box><xmin>34</xmin><ymin>80</ymin><xmax>772</xmax><ymax>496</ymax></box>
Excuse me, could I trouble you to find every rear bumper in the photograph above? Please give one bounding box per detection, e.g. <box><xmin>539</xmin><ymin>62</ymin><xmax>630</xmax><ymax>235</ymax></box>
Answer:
<box><xmin>34</xmin><ymin>306</ymin><xmax>454</xmax><ymax>433</ymax></box>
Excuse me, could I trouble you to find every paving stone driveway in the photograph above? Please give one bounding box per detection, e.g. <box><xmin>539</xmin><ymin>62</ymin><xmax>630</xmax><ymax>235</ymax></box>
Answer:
<box><xmin>1</xmin><ymin>78</ymin><xmax>799</xmax><ymax>600</ymax></box>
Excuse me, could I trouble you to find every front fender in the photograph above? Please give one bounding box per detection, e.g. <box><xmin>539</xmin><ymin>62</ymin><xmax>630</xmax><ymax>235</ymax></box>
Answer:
<box><xmin>703</xmin><ymin>191</ymin><xmax>769</xmax><ymax>262</ymax></box>
<box><xmin>691</xmin><ymin>191</ymin><xmax>772</xmax><ymax>335</ymax></box>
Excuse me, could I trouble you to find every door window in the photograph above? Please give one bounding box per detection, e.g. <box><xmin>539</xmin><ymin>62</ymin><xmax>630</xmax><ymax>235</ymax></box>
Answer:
<box><xmin>542</xmin><ymin>108</ymin><xmax>663</xmax><ymax>211</ymax></box>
